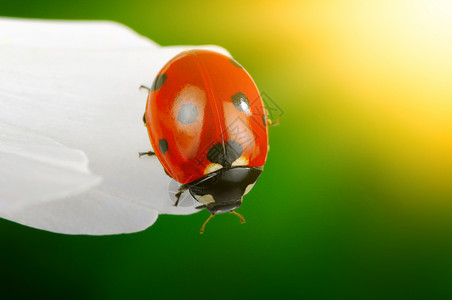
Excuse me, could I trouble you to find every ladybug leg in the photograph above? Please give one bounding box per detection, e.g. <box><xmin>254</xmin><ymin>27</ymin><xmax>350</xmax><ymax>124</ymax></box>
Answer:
<box><xmin>138</xmin><ymin>151</ymin><xmax>155</xmax><ymax>157</ymax></box>
<box><xmin>264</xmin><ymin>107</ymin><xmax>280</xmax><ymax>127</ymax></box>
<box><xmin>174</xmin><ymin>192</ymin><xmax>183</xmax><ymax>206</ymax></box>
<box><xmin>268</xmin><ymin>116</ymin><xmax>280</xmax><ymax>127</ymax></box>
<box><xmin>139</xmin><ymin>85</ymin><xmax>150</xmax><ymax>91</ymax></box>
<box><xmin>142</xmin><ymin>112</ymin><xmax>146</xmax><ymax>126</ymax></box>
<box><xmin>173</xmin><ymin>185</ymin><xmax>189</xmax><ymax>207</ymax></box>
<box><xmin>140</xmin><ymin>85</ymin><xmax>150</xmax><ymax>126</ymax></box>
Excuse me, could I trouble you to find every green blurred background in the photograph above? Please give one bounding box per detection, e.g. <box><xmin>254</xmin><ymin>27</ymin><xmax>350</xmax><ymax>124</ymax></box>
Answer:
<box><xmin>1</xmin><ymin>0</ymin><xmax>452</xmax><ymax>298</ymax></box>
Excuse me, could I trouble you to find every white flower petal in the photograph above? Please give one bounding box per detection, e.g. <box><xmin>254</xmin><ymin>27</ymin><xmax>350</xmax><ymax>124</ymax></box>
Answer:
<box><xmin>0</xmin><ymin>17</ymin><xmax>230</xmax><ymax>234</ymax></box>
<box><xmin>0</xmin><ymin>123</ymin><xmax>101</xmax><ymax>210</ymax></box>
<box><xmin>0</xmin><ymin>190</ymin><xmax>159</xmax><ymax>235</ymax></box>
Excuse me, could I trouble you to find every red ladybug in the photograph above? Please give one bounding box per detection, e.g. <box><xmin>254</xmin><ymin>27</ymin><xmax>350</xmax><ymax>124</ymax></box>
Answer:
<box><xmin>141</xmin><ymin>50</ymin><xmax>269</xmax><ymax>232</ymax></box>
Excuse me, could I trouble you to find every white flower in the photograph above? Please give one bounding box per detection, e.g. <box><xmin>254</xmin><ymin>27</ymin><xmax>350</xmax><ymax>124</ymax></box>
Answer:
<box><xmin>0</xmin><ymin>17</ymin><xmax>230</xmax><ymax>235</ymax></box>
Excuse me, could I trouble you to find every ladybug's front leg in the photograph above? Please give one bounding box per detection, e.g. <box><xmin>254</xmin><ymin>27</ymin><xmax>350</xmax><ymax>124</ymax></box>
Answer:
<box><xmin>264</xmin><ymin>108</ymin><xmax>280</xmax><ymax>127</ymax></box>
<box><xmin>139</xmin><ymin>85</ymin><xmax>150</xmax><ymax>91</ymax></box>
<box><xmin>140</xmin><ymin>84</ymin><xmax>151</xmax><ymax>127</ymax></box>
<box><xmin>267</xmin><ymin>116</ymin><xmax>280</xmax><ymax>127</ymax></box>
<box><xmin>174</xmin><ymin>184</ymin><xmax>189</xmax><ymax>207</ymax></box>
<box><xmin>138</xmin><ymin>151</ymin><xmax>155</xmax><ymax>157</ymax></box>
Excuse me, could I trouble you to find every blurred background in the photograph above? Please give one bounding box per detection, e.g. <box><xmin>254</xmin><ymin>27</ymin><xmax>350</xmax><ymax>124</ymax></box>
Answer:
<box><xmin>1</xmin><ymin>0</ymin><xmax>452</xmax><ymax>298</ymax></box>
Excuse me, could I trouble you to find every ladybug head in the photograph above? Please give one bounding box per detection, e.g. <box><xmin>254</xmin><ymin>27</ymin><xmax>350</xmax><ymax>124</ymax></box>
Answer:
<box><xmin>188</xmin><ymin>166</ymin><xmax>263</xmax><ymax>214</ymax></box>
<box><xmin>188</xmin><ymin>166</ymin><xmax>262</xmax><ymax>233</ymax></box>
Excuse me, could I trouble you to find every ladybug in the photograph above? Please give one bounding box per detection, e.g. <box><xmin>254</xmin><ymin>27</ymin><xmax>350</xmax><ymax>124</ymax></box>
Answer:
<box><xmin>140</xmin><ymin>50</ymin><xmax>271</xmax><ymax>233</ymax></box>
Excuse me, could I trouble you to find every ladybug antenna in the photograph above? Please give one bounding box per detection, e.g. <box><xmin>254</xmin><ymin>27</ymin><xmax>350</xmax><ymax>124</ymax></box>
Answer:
<box><xmin>231</xmin><ymin>210</ymin><xmax>246</xmax><ymax>224</ymax></box>
<box><xmin>200</xmin><ymin>213</ymin><xmax>215</xmax><ymax>234</ymax></box>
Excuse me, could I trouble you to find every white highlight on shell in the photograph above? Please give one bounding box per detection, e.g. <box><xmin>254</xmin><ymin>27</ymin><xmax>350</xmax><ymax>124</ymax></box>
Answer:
<box><xmin>240</xmin><ymin>101</ymin><xmax>250</xmax><ymax>111</ymax></box>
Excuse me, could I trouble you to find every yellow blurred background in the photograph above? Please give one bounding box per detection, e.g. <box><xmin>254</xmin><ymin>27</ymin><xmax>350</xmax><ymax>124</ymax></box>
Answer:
<box><xmin>291</xmin><ymin>0</ymin><xmax>452</xmax><ymax>206</ymax></box>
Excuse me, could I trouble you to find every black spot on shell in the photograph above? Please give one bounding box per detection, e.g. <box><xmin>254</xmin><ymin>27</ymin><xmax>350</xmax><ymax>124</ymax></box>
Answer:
<box><xmin>151</xmin><ymin>74</ymin><xmax>167</xmax><ymax>92</ymax></box>
<box><xmin>177</xmin><ymin>103</ymin><xmax>198</xmax><ymax>124</ymax></box>
<box><xmin>229</xmin><ymin>58</ymin><xmax>243</xmax><ymax>69</ymax></box>
<box><xmin>207</xmin><ymin>143</ymin><xmax>223</xmax><ymax>164</ymax></box>
<box><xmin>159</xmin><ymin>139</ymin><xmax>169</xmax><ymax>154</ymax></box>
<box><xmin>231</xmin><ymin>92</ymin><xmax>250</xmax><ymax>112</ymax></box>
<box><xmin>207</xmin><ymin>141</ymin><xmax>243</xmax><ymax>167</ymax></box>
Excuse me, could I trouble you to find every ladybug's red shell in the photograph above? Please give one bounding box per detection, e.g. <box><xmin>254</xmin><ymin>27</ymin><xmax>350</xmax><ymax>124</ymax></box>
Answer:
<box><xmin>145</xmin><ymin>50</ymin><xmax>268</xmax><ymax>184</ymax></box>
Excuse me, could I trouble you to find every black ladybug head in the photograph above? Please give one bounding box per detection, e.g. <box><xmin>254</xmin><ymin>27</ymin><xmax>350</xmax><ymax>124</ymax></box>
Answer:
<box><xmin>206</xmin><ymin>199</ymin><xmax>242</xmax><ymax>214</ymax></box>
<box><xmin>188</xmin><ymin>166</ymin><xmax>262</xmax><ymax>214</ymax></box>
